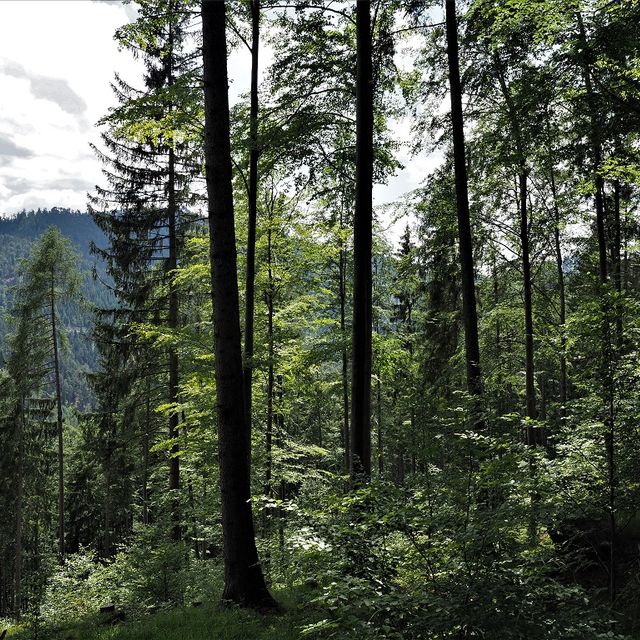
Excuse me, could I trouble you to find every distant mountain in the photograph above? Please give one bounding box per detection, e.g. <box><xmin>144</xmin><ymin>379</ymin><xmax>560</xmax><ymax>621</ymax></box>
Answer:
<box><xmin>0</xmin><ymin>208</ymin><xmax>112</xmax><ymax>408</ymax></box>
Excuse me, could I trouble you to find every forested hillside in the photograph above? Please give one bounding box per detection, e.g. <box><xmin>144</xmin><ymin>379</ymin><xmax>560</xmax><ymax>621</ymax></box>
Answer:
<box><xmin>1</xmin><ymin>1</ymin><xmax>640</xmax><ymax>639</ymax></box>
<box><xmin>0</xmin><ymin>208</ymin><xmax>109</xmax><ymax>405</ymax></box>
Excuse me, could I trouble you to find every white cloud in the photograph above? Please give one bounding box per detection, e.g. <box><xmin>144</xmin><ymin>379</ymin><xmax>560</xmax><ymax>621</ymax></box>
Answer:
<box><xmin>0</xmin><ymin>0</ymin><xmax>440</xmax><ymax>242</ymax></box>
<box><xmin>0</xmin><ymin>0</ymin><xmax>141</xmax><ymax>215</ymax></box>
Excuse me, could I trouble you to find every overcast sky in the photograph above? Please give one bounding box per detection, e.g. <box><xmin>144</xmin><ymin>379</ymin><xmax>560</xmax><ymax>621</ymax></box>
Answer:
<box><xmin>0</xmin><ymin>0</ymin><xmax>437</xmax><ymax>232</ymax></box>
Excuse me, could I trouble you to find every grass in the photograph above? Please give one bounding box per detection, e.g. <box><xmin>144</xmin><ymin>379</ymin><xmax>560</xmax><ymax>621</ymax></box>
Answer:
<box><xmin>5</xmin><ymin>586</ymin><xmax>323</xmax><ymax>640</ymax></box>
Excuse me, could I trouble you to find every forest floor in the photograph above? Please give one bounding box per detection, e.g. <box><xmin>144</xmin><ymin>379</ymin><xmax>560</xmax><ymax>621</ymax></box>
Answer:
<box><xmin>4</xmin><ymin>585</ymin><xmax>322</xmax><ymax>640</ymax></box>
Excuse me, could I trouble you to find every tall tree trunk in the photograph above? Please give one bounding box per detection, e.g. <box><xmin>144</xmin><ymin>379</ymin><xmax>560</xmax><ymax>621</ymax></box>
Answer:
<box><xmin>549</xmin><ymin>170</ymin><xmax>568</xmax><ymax>424</ymax></box>
<box><xmin>494</xmin><ymin>58</ymin><xmax>537</xmax><ymax>437</ymax></box>
<box><xmin>351</xmin><ymin>0</ymin><xmax>374</xmax><ymax>480</ymax></box>
<box><xmin>142</xmin><ymin>392</ymin><xmax>150</xmax><ymax>525</ymax></box>
<box><xmin>612</xmin><ymin>180</ymin><xmax>623</xmax><ymax>349</ymax></box>
<box><xmin>519</xmin><ymin>172</ymin><xmax>537</xmax><ymax>431</ymax></box>
<box><xmin>243</xmin><ymin>0</ymin><xmax>260</xmax><ymax>447</ymax></box>
<box><xmin>576</xmin><ymin>11</ymin><xmax>616</xmax><ymax>605</ymax></box>
<box><xmin>201</xmin><ymin>0</ymin><xmax>275</xmax><ymax>608</ymax></box>
<box><xmin>576</xmin><ymin>11</ymin><xmax>608</xmax><ymax>281</ymax></box>
<box><xmin>377</xmin><ymin>375</ymin><xmax>383</xmax><ymax>475</ymax></box>
<box><xmin>51</xmin><ymin>272</ymin><xmax>65</xmax><ymax>563</ymax></box>
<box><xmin>168</xmin><ymin>144</ymin><xmax>181</xmax><ymax>541</ymax></box>
<box><xmin>104</xmin><ymin>450</ymin><xmax>112</xmax><ymax>556</ymax></box>
<box><xmin>492</xmin><ymin>251</ymin><xmax>503</xmax><ymax>418</ymax></box>
<box><xmin>275</xmin><ymin>377</ymin><xmax>286</xmax><ymax>559</ymax></box>
<box><xmin>445</xmin><ymin>0</ymin><xmax>483</xmax><ymax>404</ymax></box>
<box><xmin>339</xmin><ymin>220</ymin><xmax>350</xmax><ymax>473</ymax></box>
<box><xmin>265</xmin><ymin>219</ymin><xmax>274</xmax><ymax>500</ymax></box>
<box><xmin>167</xmin><ymin>9</ymin><xmax>181</xmax><ymax>541</ymax></box>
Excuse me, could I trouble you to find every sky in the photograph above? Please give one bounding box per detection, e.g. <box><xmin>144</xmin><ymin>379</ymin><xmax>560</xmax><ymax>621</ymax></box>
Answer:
<box><xmin>0</xmin><ymin>0</ymin><xmax>439</xmax><ymax>236</ymax></box>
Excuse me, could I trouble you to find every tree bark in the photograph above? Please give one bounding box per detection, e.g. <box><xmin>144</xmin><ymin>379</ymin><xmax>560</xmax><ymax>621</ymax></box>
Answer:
<box><xmin>201</xmin><ymin>0</ymin><xmax>275</xmax><ymax>608</ymax></box>
<box><xmin>445</xmin><ymin>0</ymin><xmax>483</xmax><ymax>405</ymax></box>
<box><xmin>243</xmin><ymin>0</ymin><xmax>260</xmax><ymax>448</ymax></box>
<box><xmin>350</xmin><ymin>0</ymin><xmax>374</xmax><ymax>480</ymax></box>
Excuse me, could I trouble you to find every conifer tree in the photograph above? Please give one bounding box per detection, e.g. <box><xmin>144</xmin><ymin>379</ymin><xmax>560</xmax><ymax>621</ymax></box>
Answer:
<box><xmin>11</xmin><ymin>227</ymin><xmax>81</xmax><ymax>562</ymax></box>
<box><xmin>90</xmin><ymin>0</ymin><xmax>200</xmax><ymax>541</ymax></box>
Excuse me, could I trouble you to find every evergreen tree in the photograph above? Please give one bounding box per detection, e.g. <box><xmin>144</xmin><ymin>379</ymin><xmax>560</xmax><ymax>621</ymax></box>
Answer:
<box><xmin>89</xmin><ymin>0</ymin><xmax>200</xmax><ymax>542</ymax></box>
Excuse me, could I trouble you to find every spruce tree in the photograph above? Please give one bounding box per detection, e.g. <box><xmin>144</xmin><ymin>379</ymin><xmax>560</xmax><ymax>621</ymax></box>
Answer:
<box><xmin>89</xmin><ymin>0</ymin><xmax>200</xmax><ymax>541</ymax></box>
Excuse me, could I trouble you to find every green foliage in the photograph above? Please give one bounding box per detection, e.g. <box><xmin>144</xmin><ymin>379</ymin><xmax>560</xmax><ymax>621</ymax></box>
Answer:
<box><xmin>28</xmin><ymin>534</ymin><xmax>219</xmax><ymax>632</ymax></box>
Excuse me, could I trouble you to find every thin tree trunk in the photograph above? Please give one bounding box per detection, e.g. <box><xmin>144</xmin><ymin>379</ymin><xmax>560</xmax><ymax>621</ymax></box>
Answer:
<box><xmin>492</xmin><ymin>251</ymin><xmax>503</xmax><ymax>418</ymax></box>
<box><xmin>187</xmin><ymin>478</ymin><xmax>200</xmax><ymax>559</ymax></box>
<box><xmin>519</xmin><ymin>172</ymin><xmax>537</xmax><ymax>431</ymax></box>
<box><xmin>275</xmin><ymin>377</ymin><xmax>286</xmax><ymax>559</ymax></box>
<box><xmin>201</xmin><ymin>0</ymin><xmax>275</xmax><ymax>608</ymax></box>
<box><xmin>167</xmin><ymin>9</ymin><xmax>181</xmax><ymax>542</ymax></box>
<box><xmin>351</xmin><ymin>0</ymin><xmax>374</xmax><ymax>480</ymax></box>
<box><xmin>549</xmin><ymin>170</ymin><xmax>568</xmax><ymax>424</ymax></box>
<box><xmin>377</xmin><ymin>376</ymin><xmax>383</xmax><ymax>475</ymax></box>
<box><xmin>339</xmin><ymin>228</ymin><xmax>350</xmax><ymax>473</ymax></box>
<box><xmin>243</xmin><ymin>0</ymin><xmax>260</xmax><ymax>447</ymax></box>
<box><xmin>168</xmin><ymin>143</ymin><xmax>181</xmax><ymax>542</ymax></box>
<box><xmin>265</xmin><ymin>219</ymin><xmax>274</xmax><ymax>500</ymax></box>
<box><xmin>576</xmin><ymin>11</ymin><xmax>616</xmax><ymax>605</ymax></box>
<box><xmin>14</xmin><ymin>398</ymin><xmax>24</xmax><ymax>619</ymax></box>
<box><xmin>104</xmin><ymin>451</ymin><xmax>112</xmax><ymax>556</ymax></box>
<box><xmin>494</xmin><ymin>58</ymin><xmax>537</xmax><ymax>436</ymax></box>
<box><xmin>445</xmin><ymin>0</ymin><xmax>483</xmax><ymax>405</ymax></box>
<box><xmin>142</xmin><ymin>392</ymin><xmax>150</xmax><ymax>525</ymax></box>
<box><xmin>613</xmin><ymin>180</ymin><xmax>623</xmax><ymax>350</ymax></box>
<box><xmin>51</xmin><ymin>272</ymin><xmax>65</xmax><ymax>563</ymax></box>
<box><xmin>576</xmin><ymin>11</ymin><xmax>608</xmax><ymax>282</ymax></box>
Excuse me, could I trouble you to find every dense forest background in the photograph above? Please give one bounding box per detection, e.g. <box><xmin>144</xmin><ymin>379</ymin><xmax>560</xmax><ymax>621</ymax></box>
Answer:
<box><xmin>1</xmin><ymin>0</ymin><xmax>640</xmax><ymax>639</ymax></box>
<box><xmin>0</xmin><ymin>209</ymin><xmax>109</xmax><ymax>405</ymax></box>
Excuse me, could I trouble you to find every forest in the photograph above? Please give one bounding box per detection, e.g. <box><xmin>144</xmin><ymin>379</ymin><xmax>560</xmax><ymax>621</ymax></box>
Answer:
<box><xmin>1</xmin><ymin>0</ymin><xmax>640</xmax><ymax>638</ymax></box>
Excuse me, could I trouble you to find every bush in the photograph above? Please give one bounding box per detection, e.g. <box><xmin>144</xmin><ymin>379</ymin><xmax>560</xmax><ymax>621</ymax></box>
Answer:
<box><xmin>35</xmin><ymin>526</ymin><xmax>221</xmax><ymax>632</ymax></box>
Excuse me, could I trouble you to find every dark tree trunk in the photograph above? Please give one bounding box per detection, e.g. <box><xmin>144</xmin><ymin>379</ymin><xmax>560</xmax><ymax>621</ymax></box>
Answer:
<box><xmin>168</xmin><ymin>143</ymin><xmax>181</xmax><ymax>542</ymax></box>
<box><xmin>612</xmin><ymin>180</ymin><xmax>623</xmax><ymax>349</ymax></box>
<box><xmin>51</xmin><ymin>272</ymin><xmax>65</xmax><ymax>563</ymax></box>
<box><xmin>167</xmin><ymin>10</ymin><xmax>181</xmax><ymax>541</ymax></box>
<box><xmin>200</xmin><ymin>0</ymin><xmax>275</xmax><ymax>608</ymax></box>
<box><xmin>350</xmin><ymin>0</ymin><xmax>374</xmax><ymax>480</ymax></box>
<box><xmin>243</xmin><ymin>0</ymin><xmax>260</xmax><ymax>446</ymax></box>
<box><xmin>445</xmin><ymin>0</ymin><xmax>483</xmax><ymax>404</ymax></box>
<box><xmin>576</xmin><ymin>11</ymin><xmax>616</xmax><ymax>605</ymax></box>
